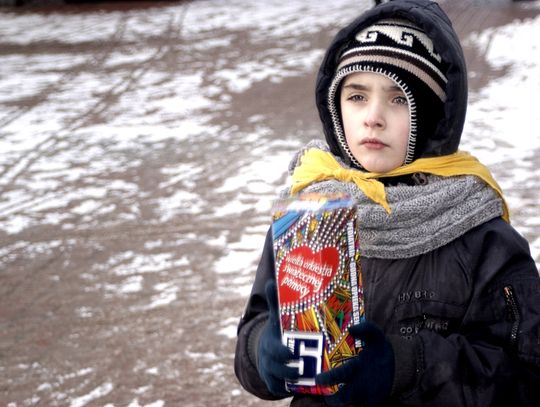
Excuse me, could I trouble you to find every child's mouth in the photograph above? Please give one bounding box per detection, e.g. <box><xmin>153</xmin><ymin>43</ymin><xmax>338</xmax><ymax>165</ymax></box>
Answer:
<box><xmin>361</xmin><ymin>138</ymin><xmax>386</xmax><ymax>150</ymax></box>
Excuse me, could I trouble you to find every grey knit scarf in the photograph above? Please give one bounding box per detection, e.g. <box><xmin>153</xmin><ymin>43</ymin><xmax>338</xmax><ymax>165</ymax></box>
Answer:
<box><xmin>284</xmin><ymin>141</ymin><xmax>504</xmax><ymax>259</ymax></box>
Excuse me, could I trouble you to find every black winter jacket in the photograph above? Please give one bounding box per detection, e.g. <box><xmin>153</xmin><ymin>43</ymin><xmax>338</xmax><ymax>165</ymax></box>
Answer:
<box><xmin>236</xmin><ymin>219</ymin><xmax>540</xmax><ymax>406</ymax></box>
<box><xmin>234</xmin><ymin>1</ymin><xmax>540</xmax><ymax>405</ymax></box>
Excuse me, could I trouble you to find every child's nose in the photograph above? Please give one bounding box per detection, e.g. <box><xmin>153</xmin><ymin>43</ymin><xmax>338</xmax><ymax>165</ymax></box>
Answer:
<box><xmin>364</xmin><ymin>101</ymin><xmax>385</xmax><ymax>129</ymax></box>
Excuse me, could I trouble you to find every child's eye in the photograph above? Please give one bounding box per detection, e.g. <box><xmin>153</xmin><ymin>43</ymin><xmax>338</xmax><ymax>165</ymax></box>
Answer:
<box><xmin>393</xmin><ymin>96</ymin><xmax>408</xmax><ymax>105</ymax></box>
<box><xmin>348</xmin><ymin>94</ymin><xmax>366</xmax><ymax>102</ymax></box>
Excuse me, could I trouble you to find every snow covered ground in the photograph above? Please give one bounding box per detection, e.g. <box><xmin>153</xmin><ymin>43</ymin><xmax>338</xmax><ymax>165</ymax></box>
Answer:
<box><xmin>0</xmin><ymin>0</ymin><xmax>539</xmax><ymax>406</ymax></box>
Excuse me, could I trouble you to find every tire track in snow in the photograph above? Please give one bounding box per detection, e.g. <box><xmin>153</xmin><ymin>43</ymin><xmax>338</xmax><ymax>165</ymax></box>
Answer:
<box><xmin>0</xmin><ymin>4</ymin><xmax>190</xmax><ymax>202</ymax></box>
<box><xmin>0</xmin><ymin>17</ymin><xmax>128</xmax><ymax>131</ymax></box>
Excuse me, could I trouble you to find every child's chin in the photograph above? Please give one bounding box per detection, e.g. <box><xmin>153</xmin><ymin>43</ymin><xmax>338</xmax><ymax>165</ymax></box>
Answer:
<box><xmin>359</xmin><ymin>160</ymin><xmax>400</xmax><ymax>173</ymax></box>
<box><xmin>355</xmin><ymin>151</ymin><xmax>405</xmax><ymax>173</ymax></box>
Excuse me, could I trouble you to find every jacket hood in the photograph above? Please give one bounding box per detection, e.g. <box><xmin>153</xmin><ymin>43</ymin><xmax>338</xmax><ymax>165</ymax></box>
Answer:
<box><xmin>316</xmin><ymin>0</ymin><xmax>468</xmax><ymax>164</ymax></box>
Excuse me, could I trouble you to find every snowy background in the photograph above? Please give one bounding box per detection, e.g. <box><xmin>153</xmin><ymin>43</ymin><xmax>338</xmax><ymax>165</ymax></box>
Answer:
<box><xmin>0</xmin><ymin>0</ymin><xmax>539</xmax><ymax>406</ymax></box>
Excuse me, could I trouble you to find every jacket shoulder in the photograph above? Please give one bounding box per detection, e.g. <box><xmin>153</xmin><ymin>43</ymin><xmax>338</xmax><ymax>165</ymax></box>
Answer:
<box><xmin>461</xmin><ymin>217</ymin><xmax>535</xmax><ymax>261</ymax></box>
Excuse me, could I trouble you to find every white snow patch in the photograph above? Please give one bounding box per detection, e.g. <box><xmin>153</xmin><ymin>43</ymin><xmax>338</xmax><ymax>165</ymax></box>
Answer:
<box><xmin>463</xmin><ymin>16</ymin><xmax>540</xmax><ymax>164</ymax></box>
<box><xmin>69</xmin><ymin>382</ymin><xmax>113</xmax><ymax>407</ymax></box>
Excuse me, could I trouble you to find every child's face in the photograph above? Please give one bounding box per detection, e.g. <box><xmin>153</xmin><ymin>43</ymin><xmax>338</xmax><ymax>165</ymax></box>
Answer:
<box><xmin>340</xmin><ymin>72</ymin><xmax>410</xmax><ymax>173</ymax></box>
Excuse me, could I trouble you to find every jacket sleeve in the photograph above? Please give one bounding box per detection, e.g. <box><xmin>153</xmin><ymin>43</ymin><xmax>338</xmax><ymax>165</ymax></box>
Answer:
<box><xmin>399</xmin><ymin>219</ymin><xmax>540</xmax><ymax>406</ymax></box>
<box><xmin>234</xmin><ymin>227</ymin><xmax>287</xmax><ymax>400</ymax></box>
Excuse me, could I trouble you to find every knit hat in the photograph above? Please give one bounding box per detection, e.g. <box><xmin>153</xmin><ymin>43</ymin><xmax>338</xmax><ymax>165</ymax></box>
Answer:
<box><xmin>328</xmin><ymin>18</ymin><xmax>448</xmax><ymax>168</ymax></box>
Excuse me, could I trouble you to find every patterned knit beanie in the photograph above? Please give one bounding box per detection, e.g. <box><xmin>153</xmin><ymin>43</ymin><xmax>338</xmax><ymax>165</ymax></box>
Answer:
<box><xmin>328</xmin><ymin>18</ymin><xmax>448</xmax><ymax>168</ymax></box>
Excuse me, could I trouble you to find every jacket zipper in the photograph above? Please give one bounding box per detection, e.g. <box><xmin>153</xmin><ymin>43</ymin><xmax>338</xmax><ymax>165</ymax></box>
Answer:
<box><xmin>503</xmin><ymin>285</ymin><xmax>520</xmax><ymax>349</ymax></box>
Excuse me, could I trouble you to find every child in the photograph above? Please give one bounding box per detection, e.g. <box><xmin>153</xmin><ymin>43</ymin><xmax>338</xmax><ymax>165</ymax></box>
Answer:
<box><xmin>234</xmin><ymin>0</ymin><xmax>540</xmax><ymax>406</ymax></box>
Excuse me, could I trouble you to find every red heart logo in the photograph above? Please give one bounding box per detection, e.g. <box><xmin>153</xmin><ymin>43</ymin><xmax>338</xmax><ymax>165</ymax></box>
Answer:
<box><xmin>277</xmin><ymin>245</ymin><xmax>340</xmax><ymax>307</ymax></box>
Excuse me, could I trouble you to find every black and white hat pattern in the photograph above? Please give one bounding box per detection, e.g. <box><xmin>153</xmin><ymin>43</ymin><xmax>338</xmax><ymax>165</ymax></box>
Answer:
<box><xmin>329</xmin><ymin>19</ymin><xmax>448</xmax><ymax>168</ymax></box>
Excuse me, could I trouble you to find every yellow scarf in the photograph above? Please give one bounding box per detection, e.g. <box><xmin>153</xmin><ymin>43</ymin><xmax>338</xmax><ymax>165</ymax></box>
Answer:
<box><xmin>291</xmin><ymin>149</ymin><xmax>509</xmax><ymax>222</ymax></box>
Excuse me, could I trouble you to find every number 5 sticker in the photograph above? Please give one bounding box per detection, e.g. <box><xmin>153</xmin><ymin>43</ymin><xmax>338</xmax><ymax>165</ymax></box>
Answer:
<box><xmin>283</xmin><ymin>331</ymin><xmax>323</xmax><ymax>386</ymax></box>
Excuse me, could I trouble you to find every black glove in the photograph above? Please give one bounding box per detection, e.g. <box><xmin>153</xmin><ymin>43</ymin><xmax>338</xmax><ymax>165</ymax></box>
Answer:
<box><xmin>316</xmin><ymin>321</ymin><xmax>394</xmax><ymax>407</ymax></box>
<box><xmin>257</xmin><ymin>280</ymin><xmax>300</xmax><ymax>396</ymax></box>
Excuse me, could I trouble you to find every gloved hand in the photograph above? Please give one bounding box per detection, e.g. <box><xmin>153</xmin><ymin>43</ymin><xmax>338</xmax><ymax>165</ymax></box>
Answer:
<box><xmin>316</xmin><ymin>321</ymin><xmax>394</xmax><ymax>407</ymax></box>
<box><xmin>257</xmin><ymin>280</ymin><xmax>299</xmax><ymax>396</ymax></box>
